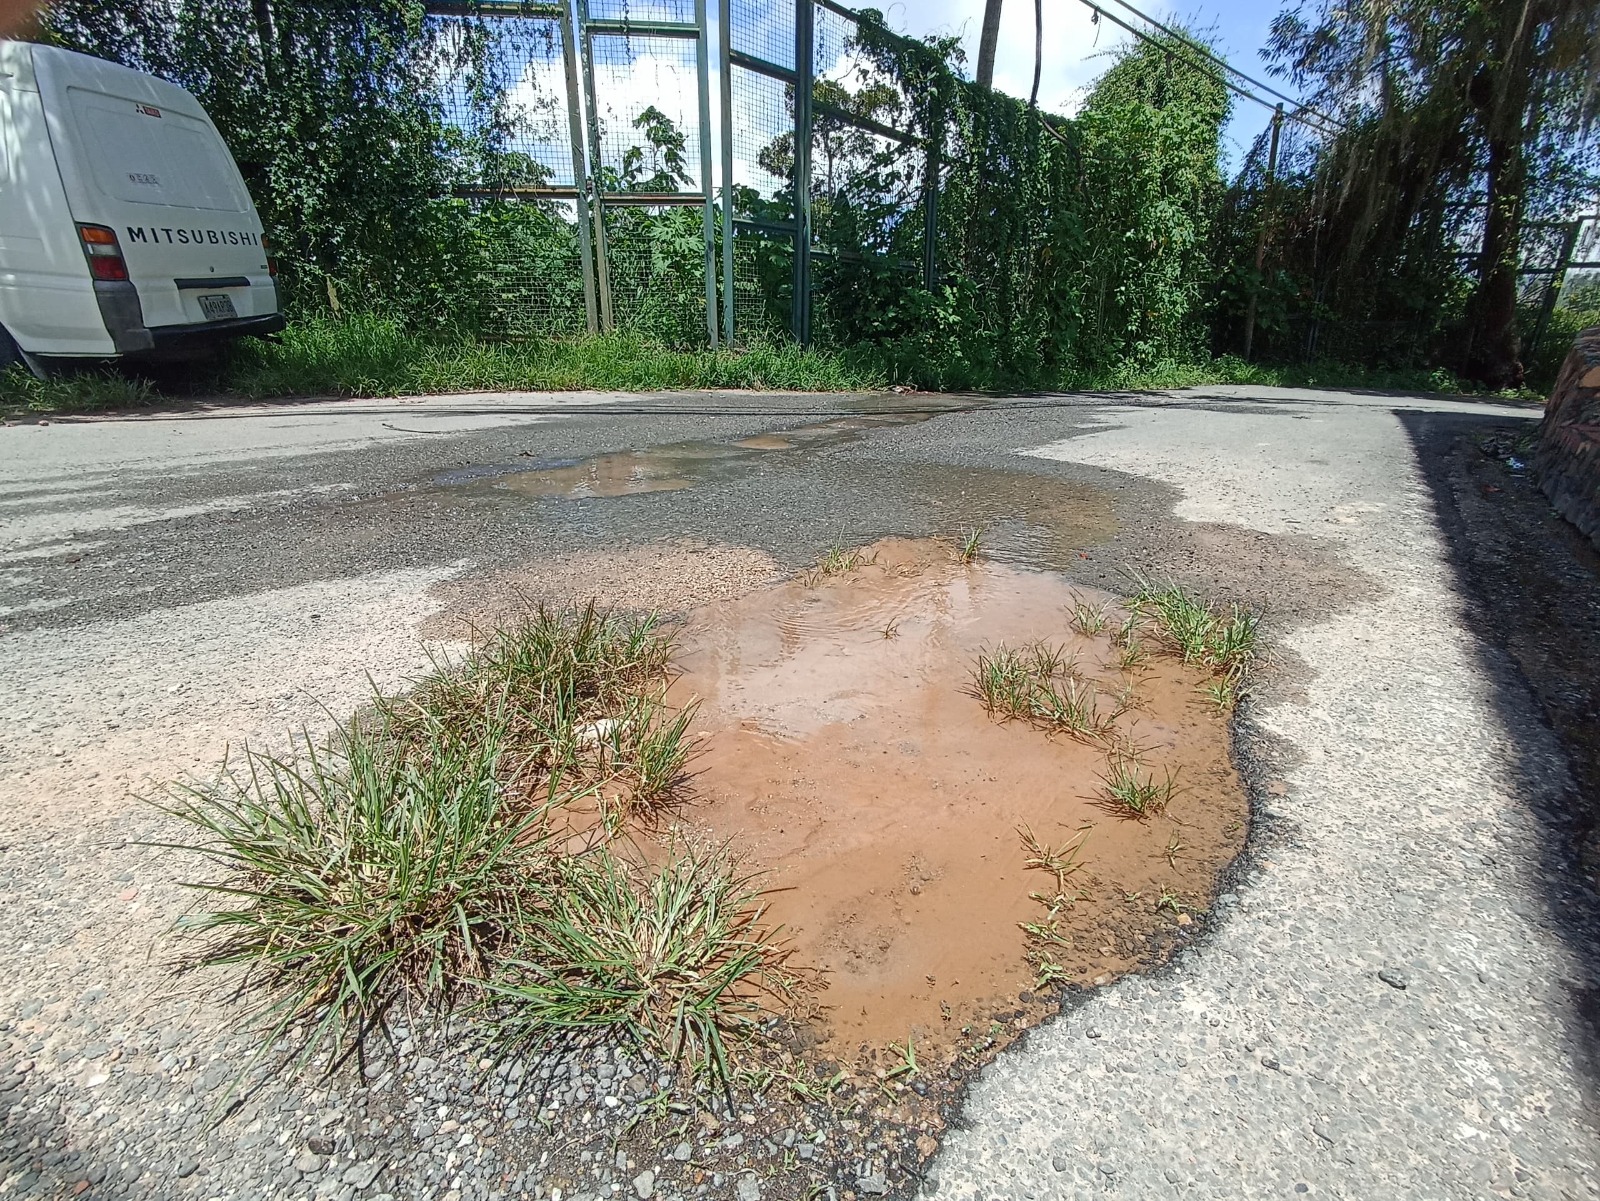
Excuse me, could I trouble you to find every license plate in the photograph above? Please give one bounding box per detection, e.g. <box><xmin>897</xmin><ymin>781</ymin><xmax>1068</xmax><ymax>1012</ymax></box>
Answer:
<box><xmin>198</xmin><ymin>293</ymin><xmax>237</xmax><ymax>321</ymax></box>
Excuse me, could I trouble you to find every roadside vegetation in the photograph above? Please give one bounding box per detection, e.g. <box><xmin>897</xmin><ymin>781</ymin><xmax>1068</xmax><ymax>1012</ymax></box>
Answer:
<box><xmin>0</xmin><ymin>315</ymin><xmax>1516</xmax><ymax>421</ymax></box>
<box><xmin>158</xmin><ymin>605</ymin><xmax>796</xmax><ymax>1088</ymax></box>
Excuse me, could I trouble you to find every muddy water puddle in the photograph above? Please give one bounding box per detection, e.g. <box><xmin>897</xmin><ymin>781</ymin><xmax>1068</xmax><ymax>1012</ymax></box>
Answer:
<box><xmin>432</xmin><ymin>413</ymin><xmax>936</xmax><ymax>500</ymax></box>
<box><xmin>667</xmin><ymin>538</ymin><xmax>1246</xmax><ymax>1059</ymax></box>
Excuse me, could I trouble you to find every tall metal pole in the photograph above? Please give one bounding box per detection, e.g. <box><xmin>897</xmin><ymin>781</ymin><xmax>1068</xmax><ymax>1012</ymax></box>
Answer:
<box><xmin>719</xmin><ymin>0</ymin><xmax>735</xmax><ymax>345</ymax></box>
<box><xmin>577</xmin><ymin>0</ymin><xmax>614</xmax><ymax>333</ymax></box>
<box><xmin>792</xmin><ymin>0</ymin><xmax>814</xmax><ymax>345</ymax></box>
<box><xmin>923</xmin><ymin>94</ymin><xmax>941</xmax><ymax>292</ymax></box>
<box><xmin>1242</xmin><ymin>103</ymin><xmax>1282</xmax><ymax>362</ymax></box>
<box><xmin>694</xmin><ymin>0</ymin><xmax>717</xmax><ymax>347</ymax></box>
<box><xmin>559</xmin><ymin>3</ymin><xmax>599</xmax><ymax>335</ymax></box>
<box><xmin>1527</xmin><ymin>216</ymin><xmax>1583</xmax><ymax>364</ymax></box>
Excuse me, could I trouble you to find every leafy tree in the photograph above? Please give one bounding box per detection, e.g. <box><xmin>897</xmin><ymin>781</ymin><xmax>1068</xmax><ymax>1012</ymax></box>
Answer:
<box><xmin>1264</xmin><ymin>0</ymin><xmax>1600</xmax><ymax>387</ymax></box>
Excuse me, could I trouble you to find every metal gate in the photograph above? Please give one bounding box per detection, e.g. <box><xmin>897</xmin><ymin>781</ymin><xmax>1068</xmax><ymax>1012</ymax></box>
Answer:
<box><xmin>430</xmin><ymin>0</ymin><xmax>716</xmax><ymax>345</ymax></box>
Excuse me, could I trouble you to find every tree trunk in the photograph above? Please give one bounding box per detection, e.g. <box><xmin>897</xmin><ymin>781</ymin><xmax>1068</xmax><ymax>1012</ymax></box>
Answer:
<box><xmin>977</xmin><ymin>0</ymin><xmax>1002</xmax><ymax>90</ymax></box>
<box><xmin>1465</xmin><ymin>140</ymin><xmax>1527</xmax><ymax>390</ymax></box>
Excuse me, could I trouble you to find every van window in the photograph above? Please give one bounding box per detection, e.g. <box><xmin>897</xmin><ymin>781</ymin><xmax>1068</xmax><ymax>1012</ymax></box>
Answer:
<box><xmin>67</xmin><ymin>87</ymin><xmax>246</xmax><ymax>212</ymax></box>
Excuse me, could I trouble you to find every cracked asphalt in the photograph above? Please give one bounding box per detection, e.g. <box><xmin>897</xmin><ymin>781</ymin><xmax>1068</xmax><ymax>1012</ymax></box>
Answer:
<box><xmin>2</xmin><ymin>384</ymin><xmax>1597</xmax><ymax>1200</ymax></box>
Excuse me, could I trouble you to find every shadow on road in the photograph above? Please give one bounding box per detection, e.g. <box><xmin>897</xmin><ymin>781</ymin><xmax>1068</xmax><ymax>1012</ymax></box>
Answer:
<box><xmin>1397</xmin><ymin>406</ymin><xmax>1600</xmax><ymax>1101</ymax></box>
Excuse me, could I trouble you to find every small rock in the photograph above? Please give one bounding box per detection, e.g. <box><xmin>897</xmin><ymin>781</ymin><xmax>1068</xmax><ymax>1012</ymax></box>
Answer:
<box><xmin>174</xmin><ymin>1158</ymin><xmax>199</xmax><ymax>1179</ymax></box>
<box><xmin>343</xmin><ymin>1161</ymin><xmax>382</xmax><ymax>1189</ymax></box>
<box><xmin>857</xmin><ymin>1171</ymin><xmax>889</xmax><ymax>1195</ymax></box>
<box><xmin>293</xmin><ymin>1151</ymin><xmax>324</xmax><ymax>1175</ymax></box>
<box><xmin>13</xmin><ymin>1060</ymin><xmax>33</xmax><ymax>1074</ymax></box>
<box><xmin>736</xmin><ymin>1175</ymin><xmax>761</xmax><ymax>1201</ymax></box>
<box><xmin>1175</xmin><ymin>913</ymin><xmax>1193</xmax><ymax>927</ymax></box>
<box><xmin>118</xmin><ymin>888</ymin><xmax>138</xmax><ymax>902</ymax></box>
<box><xmin>1085</xmin><ymin>1028</ymin><xmax>1101</xmax><ymax>1039</ymax></box>
<box><xmin>1266</xmin><ymin>780</ymin><xmax>1288</xmax><ymax>796</ymax></box>
<box><xmin>631</xmin><ymin>1168</ymin><xmax>655</xmax><ymax>1198</ymax></box>
<box><xmin>723</xmin><ymin>1133</ymin><xmax>745</xmax><ymax>1151</ymax></box>
<box><xmin>1051</xmin><ymin>1155</ymin><xmax>1068</xmax><ymax>1173</ymax></box>
<box><xmin>309</xmin><ymin>1136</ymin><xmax>335</xmax><ymax>1157</ymax></box>
<box><xmin>671</xmin><ymin>1142</ymin><xmax>691</xmax><ymax>1162</ymax></box>
<box><xmin>1377</xmin><ymin>969</ymin><xmax>1409</xmax><ymax>991</ymax></box>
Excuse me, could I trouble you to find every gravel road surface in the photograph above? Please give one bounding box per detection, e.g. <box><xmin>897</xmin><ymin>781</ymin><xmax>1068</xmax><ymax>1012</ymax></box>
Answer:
<box><xmin>2</xmin><ymin>385</ymin><xmax>1595</xmax><ymax>1201</ymax></box>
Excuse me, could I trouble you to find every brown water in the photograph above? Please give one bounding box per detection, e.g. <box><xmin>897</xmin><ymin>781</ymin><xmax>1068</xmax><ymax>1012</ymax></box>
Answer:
<box><xmin>483</xmin><ymin>413</ymin><xmax>933</xmax><ymax>500</ymax></box>
<box><xmin>668</xmin><ymin>538</ymin><xmax>1247</xmax><ymax>1057</ymax></box>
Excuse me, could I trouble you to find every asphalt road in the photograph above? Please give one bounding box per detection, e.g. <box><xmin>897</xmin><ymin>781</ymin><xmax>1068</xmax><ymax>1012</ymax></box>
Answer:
<box><xmin>2</xmin><ymin>384</ymin><xmax>1596</xmax><ymax>1201</ymax></box>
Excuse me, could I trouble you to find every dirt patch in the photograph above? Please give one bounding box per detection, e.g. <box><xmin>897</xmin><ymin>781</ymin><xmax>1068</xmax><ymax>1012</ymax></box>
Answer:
<box><xmin>666</xmin><ymin>537</ymin><xmax>1248</xmax><ymax>1061</ymax></box>
<box><xmin>420</xmin><ymin>540</ymin><xmax>782</xmax><ymax>639</ymax></box>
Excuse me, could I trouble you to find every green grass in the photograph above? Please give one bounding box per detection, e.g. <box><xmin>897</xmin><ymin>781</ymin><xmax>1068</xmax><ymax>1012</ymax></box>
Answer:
<box><xmin>159</xmin><ymin>604</ymin><xmax>787</xmax><ymax>1086</ymax></box>
<box><xmin>486</xmin><ymin>842</ymin><xmax>793</xmax><ymax>1081</ymax></box>
<box><xmin>0</xmin><ymin>364</ymin><xmax>156</xmax><ymax>416</ymax></box>
<box><xmin>807</xmin><ymin>540</ymin><xmax>869</xmax><ymax>583</ymax></box>
<box><xmin>2</xmin><ymin>309</ymin><xmax>1529</xmax><ymax>420</ymax></box>
<box><xmin>1097</xmin><ymin>750</ymin><xmax>1178</xmax><ymax>820</ymax></box>
<box><xmin>956</xmin><ymin>526</ymin><xmax>984</xmax><ymax>563</ymax></box>
<box><xmin>1126</xmin><ymin>572</ymin><xmax>1260</xmax><ymax>685</ymax></box>
<box><xmin>224</xmin><ymin>314</ymin><xmax>887</xmax><ymax>398</ymax></box>
<box><xmin>158</xmin><ymin>712</ymin><xmax>558</xmax><ymax>1074</ymax></box>
<box><xmin>970</xmin><ymin>642</ymin><xmax>1122</xmax><ymax>743</ymax></box>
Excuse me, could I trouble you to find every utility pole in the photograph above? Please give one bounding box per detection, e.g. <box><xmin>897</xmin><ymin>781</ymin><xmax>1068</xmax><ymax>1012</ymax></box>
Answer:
<box><xmin>977</xmin><ymin>0</ymin><xmax>1002</xmax><ymax>89</ymax></box>
<box><xmin>1242</xmin><ymin>103</ymin><xmax>1283</xmax><ymax>362</ymax></box>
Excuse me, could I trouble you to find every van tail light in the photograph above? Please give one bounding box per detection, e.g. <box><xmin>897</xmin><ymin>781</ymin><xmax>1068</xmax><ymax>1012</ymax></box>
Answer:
<box><xmin>77</xmin><ymin>223</ymin><xmax>129</xmax><ymax>282</ymax></box>
<box><xmin>261</xmin><ymin>234</ymin><xmax>278</xmax><ymax>278</ymax></box>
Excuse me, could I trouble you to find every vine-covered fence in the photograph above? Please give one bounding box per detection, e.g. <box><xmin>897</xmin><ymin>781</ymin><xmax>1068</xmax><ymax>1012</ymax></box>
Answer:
<box><xmin>423</xmin><ymin>0</ymin><xmax>1228</xmax><ymax>377</ymax></box>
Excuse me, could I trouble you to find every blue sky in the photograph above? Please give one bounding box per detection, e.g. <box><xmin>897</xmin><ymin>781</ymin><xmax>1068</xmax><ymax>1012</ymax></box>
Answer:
<box><xmin>885</xmin><ymin>0</ymin><xmax>1299</xmax><ymax>171</ymax></box>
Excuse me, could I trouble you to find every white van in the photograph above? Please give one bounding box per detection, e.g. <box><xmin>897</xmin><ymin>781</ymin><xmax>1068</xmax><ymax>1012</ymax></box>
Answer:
<box><xmin>0</xmin><ymin>41</ymin><xmax>282</xmax><ymax>371</ymax></box>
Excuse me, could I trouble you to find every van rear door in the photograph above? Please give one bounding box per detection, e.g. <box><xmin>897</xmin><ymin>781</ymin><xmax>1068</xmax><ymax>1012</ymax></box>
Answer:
<box><xmin>35</xmin><ymin>48</ymin><xmax>275</xmax><ymax>332</ymax></box>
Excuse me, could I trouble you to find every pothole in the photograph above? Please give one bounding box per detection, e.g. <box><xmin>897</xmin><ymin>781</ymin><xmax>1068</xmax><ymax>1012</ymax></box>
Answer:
<box><xmin>431</xmin><ymin>413</ymin><xmax>937</xmax><ymax>500</ymax></box>
<box><xmin>668</xmin><ymin>536</ymin><xmax>1247</xmax><ymax>1060</ymax></box>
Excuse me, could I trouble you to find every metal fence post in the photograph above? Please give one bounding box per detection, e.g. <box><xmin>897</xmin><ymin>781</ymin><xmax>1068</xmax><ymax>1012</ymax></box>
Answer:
<box><xmin>1242</xmin><ymin>103</ymin><xmax>1283</xmax><ymax>361</ymax></box>
<box><xmin>792</xmin><ymin>0</ymin><xmax>814</xmax><ymax>345</ymax></box>
<box><xmin>559</xmin><ymin>3</ymin><xmax>599</xmax><ymax>335</ymax></box>
<box><xmin>923</xmin><ymin>94</ymin><xmax>941</xmax><ymax>292</ymax></box>
<box><xmin>719</xmin><ymin>0</ymin><xmax>735</xmax><ymax>345</ymax></box>
<box><xmin>695</xmin><ymin>0</ymin><xmax>718</xmax><ymax>347</ymax></box>
<box><xmin>1527</xmin><ymin>217</ymin><xmax>1582</xmax><ymax>364</ymax></box>
<box><xmin>576</xmin><ymin>0</ymin><xmax>615</xmax><ymax>333</ymax></box>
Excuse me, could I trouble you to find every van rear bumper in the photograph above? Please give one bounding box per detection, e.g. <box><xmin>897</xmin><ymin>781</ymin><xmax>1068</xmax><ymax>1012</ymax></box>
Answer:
<box><xmin>146</xmin><ymin>311</ymin><xmax>285</xmax><ymax>349</ymax></box>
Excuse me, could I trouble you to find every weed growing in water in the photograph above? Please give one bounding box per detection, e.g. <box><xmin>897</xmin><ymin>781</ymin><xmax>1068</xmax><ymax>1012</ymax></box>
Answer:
<box><xmin>1018</xmin><ymin>823</ymin><xmax>1090</xmax><ymax>897</ymax></box>
<box><xmin>1163</xmin><ymin>829</ymin><xmax>1186</xmax><ymax>868</ymax></box>
<box><xmin>1017</xmin><ymin>825</ymin><xmax>1091</xmax><ymax>989</ymax></box>
<box><xmin>807</xmin><ymin>541</ymin><xmax>870</xmax><ymax>584</ymax></box>
<box><xmin>970</xmin><ymin>642</ymin><xmax>1118</xmax><ymax>743</ymax></box>
<box><xmin>1098</xmin><ymin>750</ymin><xmax>1178</xmax><ymax>819</ymax></box>
<box><xmin>956</xmin><ymin>526</ymin><xmax>984</xmax><ymax>563</ymax></box>
<box><xmin>880</xmin><ymin>617</ymin><xmax>901</xmax><ymax>640</ymax></box>
<box><xmin>1126</xmin><ymin>572</ymin><xmax>1260</xmax><ymax>680</ymax></box>
<box><xmin>1069</xmin><ymin>594</ymin><xmax>1109</xmax><ymax>636</ymax></box>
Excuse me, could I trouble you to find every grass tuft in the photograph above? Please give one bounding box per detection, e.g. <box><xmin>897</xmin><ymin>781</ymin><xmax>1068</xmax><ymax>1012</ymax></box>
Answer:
<box><xmin>956</xmin><ymin>526</ymin><xmax>984</xmax><ymax>564</ymax></box>
<box><xmin>1</xmin><ymin>365</ymin><xmax>157</xmax><ymax>415</ymax></box>
<box><xmin>970</xmin><ymin>642</ymin><xmax>1119</xmax><ymax>743</ymax></box>
<box><xmin>1097</xmin><ymin>749</ymin><xmax>1178</xmax><ymax>820</ymax></box>
<box><xmin>485</xmin><ymin>842</ymin><xmax>795</xmax><ymax>1082</ymax></box>
<box><xmin>157</xmin><ymin>713</ymin><xmax>560</xmax><ymax>1073</ymax></box>
<box><xmin>158</xmin><ymin>603</ymin><xmax>786</xmax><ymax>1087</ymax></box>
